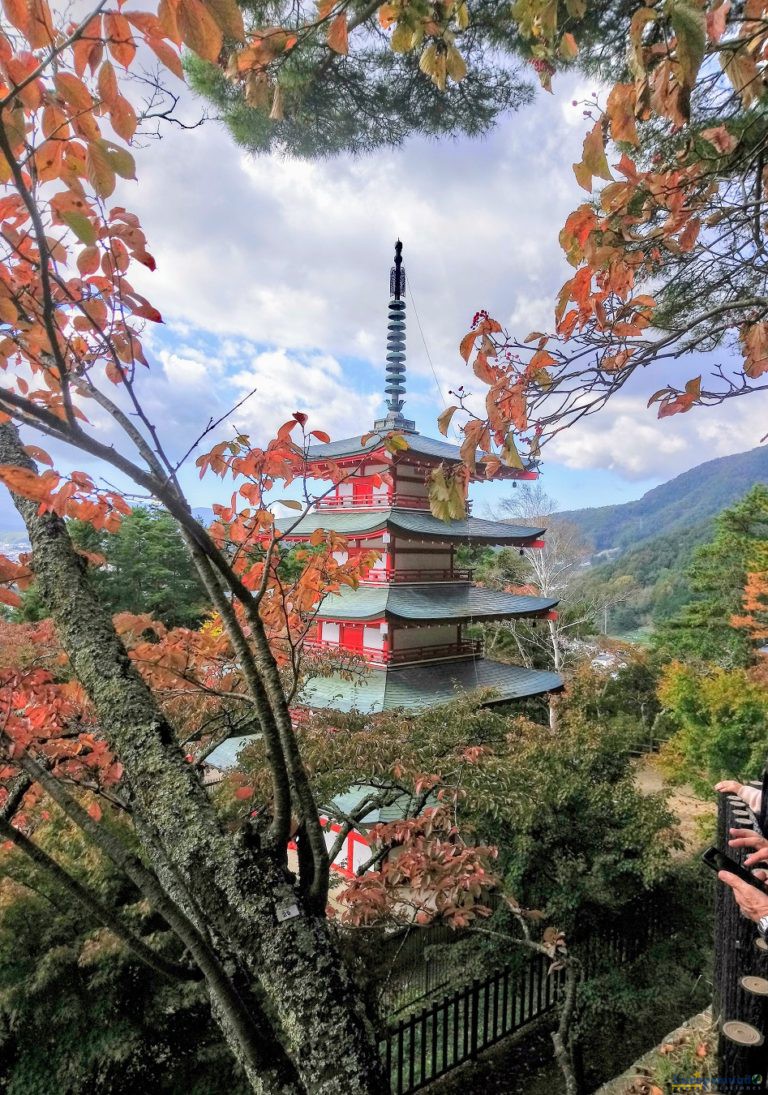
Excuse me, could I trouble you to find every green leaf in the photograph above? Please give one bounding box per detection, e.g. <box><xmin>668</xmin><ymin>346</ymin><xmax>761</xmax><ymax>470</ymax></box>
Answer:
<box><xmin>668</xmin><ymin>0</ymin><xmax>706</xmax><ymax>88</ymax></box>
<box><xmin>61</xmin><ymin>211</ymin><xmax>97</xmax><ymax>246</ymax></box>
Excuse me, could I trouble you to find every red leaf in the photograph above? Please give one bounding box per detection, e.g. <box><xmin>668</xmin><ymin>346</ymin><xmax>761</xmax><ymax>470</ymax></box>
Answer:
<box><xmin>234</xmin><ymin>786</ymin><xmax>254</xmax><ymax>800</ymax></box>
<box><xmin>87</xmin><ymin>800</ymin><xmax>102</xmax><ymax>821</ymax></box>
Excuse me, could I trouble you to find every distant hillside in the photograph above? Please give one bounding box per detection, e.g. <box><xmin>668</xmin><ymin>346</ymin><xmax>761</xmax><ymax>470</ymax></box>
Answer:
<box><xmin>558</xmin><ymin>445</ymin><xmax>768</xmax><ymax>553</ymax></box>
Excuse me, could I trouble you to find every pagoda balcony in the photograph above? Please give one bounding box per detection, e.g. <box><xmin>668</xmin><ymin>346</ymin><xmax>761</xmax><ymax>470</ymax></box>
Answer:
<box><xmin>315</xmin><ymin>491</ymin><xmax>472</xmax><ymax>514</ymax></box>
<box><xmin>360</xmin><ymin>567</ymin><xmax>474</xmax><ymax>584</ymax></box>
<box><xmin>304</xmin><ymin>637</ymin><xmax>482</xmax><ymax>666</ymax></box>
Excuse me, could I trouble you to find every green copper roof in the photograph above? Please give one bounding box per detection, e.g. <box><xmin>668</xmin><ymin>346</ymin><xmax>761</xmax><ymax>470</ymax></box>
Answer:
<box><xmin>308</xmin><ymin>430</ymin><xmax>461</xmax><ymax>463</ymax></box>
<box><xmin>316</xmin><ymin>583</ymin><xmax>557</xmax><ymax>623</ymax></box>
<box><xmin>277</xmin><ymin>508</ymin><xmax>544</xmax><ymax>546</ymax></box>
<box><xmin>299</xmin><ymin>658</ymin><xmax>563</xmax><ymax>714</ymax></box>
<box><xmin>306</xmin><ymin>429</ymin><xmax>536</xmax><ymax>476</ymax></box>
<box><xmin>325</xmin><ymin>783</ymin><xmax>437</xmax><ymax>826</ymax></box>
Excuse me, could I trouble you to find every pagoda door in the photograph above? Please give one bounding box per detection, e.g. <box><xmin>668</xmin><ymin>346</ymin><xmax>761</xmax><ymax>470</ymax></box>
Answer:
<box><xmin>352</xmin><ymin>477</ymin><xmax>374</xmax><ymax>506</ymax></box>
<box><xmin>341</xmin><ymin>623</ymin><xmax>365</xmax><ymax>653</ymax></box>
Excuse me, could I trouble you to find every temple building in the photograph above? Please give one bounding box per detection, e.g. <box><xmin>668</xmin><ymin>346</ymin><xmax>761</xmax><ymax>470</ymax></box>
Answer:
<box><xmin>278</xmin><ymin>242</ymin><xmax>564</xmax><ymax>714</ymax></box>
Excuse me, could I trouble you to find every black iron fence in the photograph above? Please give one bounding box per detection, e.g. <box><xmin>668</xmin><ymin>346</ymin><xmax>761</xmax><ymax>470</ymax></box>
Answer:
<box><xmin>380</xmin><ymin>897</ymin><xmax>665</xmax><ymax>1094</ymax></box>
<box><xmin>714</xmin><ymin>787</ymin><xmax>768</xmax><ymax>1093</ymax></box>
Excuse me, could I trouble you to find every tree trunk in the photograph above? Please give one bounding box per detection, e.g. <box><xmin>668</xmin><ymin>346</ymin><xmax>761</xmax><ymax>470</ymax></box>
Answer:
<box><xmin>0</xmin><ymin>424</ymin><xmax>387</xmax><ymax>1095</ymax></box>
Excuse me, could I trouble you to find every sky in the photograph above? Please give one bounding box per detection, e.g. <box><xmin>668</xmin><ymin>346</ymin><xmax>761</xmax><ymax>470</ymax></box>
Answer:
<box><xmin>2</xmin><ymin>54</ymin><xmax>766</xmax><ymax>529</ymax></box>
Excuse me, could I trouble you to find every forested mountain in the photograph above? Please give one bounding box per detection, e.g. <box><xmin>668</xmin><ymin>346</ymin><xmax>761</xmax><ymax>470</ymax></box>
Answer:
<box><xmin>558</xmin><ymin>446</ymin><xmax>768</xmax><ymax>553</ymax></box>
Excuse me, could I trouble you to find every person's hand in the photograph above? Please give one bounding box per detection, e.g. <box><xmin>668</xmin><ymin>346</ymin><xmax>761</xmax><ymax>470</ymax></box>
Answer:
<box><xmin>719</xmin><ymin>871</ymin><xmax>768</xmax><ymax>922</ymax></box>
<box><xmin>745</xmin><ymin>847</ymin><xmax>768</xmax><ymax>868</ymax></box>
<box><xmin>729</xmin><ymin>827</ymin><xmax>768</xmax><ymax>852</ymax></box>
<box><xmin>716</xmin><ymin>780</ymin><xmax>744</xmax><ymax>795</ymax></box>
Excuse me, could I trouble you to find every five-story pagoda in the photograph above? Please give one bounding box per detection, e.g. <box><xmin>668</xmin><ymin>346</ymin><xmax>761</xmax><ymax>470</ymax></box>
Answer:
<box><xmin>280</xmin><ymin>243</ymin><xmax>563</xmax><ymax>713</ymax></box>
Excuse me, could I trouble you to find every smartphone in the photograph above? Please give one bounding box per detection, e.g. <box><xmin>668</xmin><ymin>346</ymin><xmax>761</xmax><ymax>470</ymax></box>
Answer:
<box><xmin>702</xmin><ymin>846</ymin><xmax>768</xmax><ymax>893</ymax></box>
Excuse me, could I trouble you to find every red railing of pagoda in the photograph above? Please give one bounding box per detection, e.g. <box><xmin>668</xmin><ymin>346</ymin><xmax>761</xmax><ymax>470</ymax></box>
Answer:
<box><xmin>361</xmin><ymin>567</ymin><xmax>474</xmax><ymax>584</ymax></box>
<box><xmin>315</xmin><ymin>491</ymin><xmax>472</xmax><ymax>513</ymax></box>
<box><xmin>305</xmin><ymin>638</ymin><xmax>482</xmax><ymax>666</ymax></box>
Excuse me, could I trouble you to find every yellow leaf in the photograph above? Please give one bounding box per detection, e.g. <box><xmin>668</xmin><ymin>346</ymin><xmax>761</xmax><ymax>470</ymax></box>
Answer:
<box><xmin>437</xmin><ymin>405</ymin><xmax>458</xmax><ymax>436</ymax></box>
<box><xmin>721</xmin><ymin>48</ymin><xmax>762</xmax><ymax>107</ymax></box>
<box><xmin>204</xmin><ymin>0</ymin><xmax>245</xmax><ymax>40</ymax></box>
<box><xmin>446</xmin><ymin>45</ymin><xmax>467</xmax><ymax>82</ymax></box>
<box><xmin>391</xmin><ymin>22</ymin><xmax>413</xmax><ymax>52</ymax></box>
<box><xmin>573</xmin><ymin>121</ymin><xmax>613</xmax><ymax>192</ymax></box>
<box><xmin>502</xmin><ymin>434</ymin><xmax>523</xmax><ymax>470</ymax></box>
<box><xmin>269</xmin><ymin>84</ymin><xmax>285</xmax><ymax>121</ymax></box>
<box><xmin>86</xmin><ymin>140</ymin><xmax>116</xmax><ymax>198</ymax></box>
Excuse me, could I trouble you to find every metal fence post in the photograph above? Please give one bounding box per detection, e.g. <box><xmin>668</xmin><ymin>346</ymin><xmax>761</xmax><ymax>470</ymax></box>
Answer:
<box><xmin>470</xmin><ymin>978</ymin><xmax>480</xmax><ymax>1060</ymax></box>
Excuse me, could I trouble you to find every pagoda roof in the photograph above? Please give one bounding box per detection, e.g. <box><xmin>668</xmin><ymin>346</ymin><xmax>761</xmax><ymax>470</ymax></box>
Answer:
<box><xmin>308</xmin><ymin>429</ymin><xmax>460</xmax><ymax>463</ymax></box>
<box><xmin>299</xmin><ymin>658</ymin><xmax>563</xmax><ymax>713</ymax></box>
<box><xmin>277</xmin><ymin>507</ymin><xmax>545</xmax><ymax>546</ymax></box>
<box><xmin>306</xmin><ymin>428</ymin><xmax>536</xmax><ymax>479</ymax></box>
<box><xmin>316</xmin><ymin>583</ymin><xmax>557</xmax><ymax>623</ymax></box>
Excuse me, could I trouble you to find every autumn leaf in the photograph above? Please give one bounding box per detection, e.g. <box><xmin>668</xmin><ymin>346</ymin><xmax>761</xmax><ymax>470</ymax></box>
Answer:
<box><xmin>721</xmin><ymin>49</ymin><xmax>762</xmax><ymax>107</ymax></box>
<box><xmin>60</xmin><ymin>210</ymin><xmax>97</xmax><ymax>246</ymax></box>
<box><xmin>606</xmin><ymin>83</ymin><xmax>639</xmax><ymax>146</ymax></box>
<box><xmin>573</xmin><ymin>122</ymin><xmax>613</xmax><ymax>193</ymax></box>
<box><xmin>327</xmin><ymin>13</ymin><xmax>349</xmax><ymax>55</ymax></box>
<box><xmin>97</xmin><ymin>60</ymin><xmax>119</xmax><ymax>108</ymax></box>
<box><xmin>54</xmin><ymin>72</ymin><xmax>93</xmax><ymax>111</ymax></box>
<box><xmin>86</xmin><ymin>140</ymin><xmax>117</xmax><ymax>199</ymax></box>
<box><xmin>178</xmin><ymin>0</ymin><xmax>223</xmax><ymax>63</ymax></box>
<box><xmin>145</xmin><ymin>36</ymin><xmax>184</xmax><ymax>80</ymax></box>
<box><xmin>104</xmin><ymin>12</ymin><xmax>136</xmax><ymax>68</ymax></box>
<box><xmin>205</xmin><ymin>0</ymin><xmax>245</xmax><ymax>41</ymax></box>
<box><xmin>1</xmin><ymin>0</ymin><xmax>29</xmax><ymax>36</ymax></box>
<box><xmin>706</xmin><ymin>0</ymin><xmax>730</xmax><ymax>43</ymax></box>
<box><xmin>670</xmin><ymin>0</ymin><xmax>706</xmax><ymax>88</ymax></box>
<box><xmin>437</xmin><ymin>406</ymin><xmax>458</xmax><ymax>436</ymax></box>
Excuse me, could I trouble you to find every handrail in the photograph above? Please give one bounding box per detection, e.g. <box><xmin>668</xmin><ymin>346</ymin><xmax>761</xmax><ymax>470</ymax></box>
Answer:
<box><xmin>304</xmin><ymin>638</ymin><xmax>482</xmax><ymax>666</ymax></box>
<box><xmin>316</xmin><ymin>492</ymin><xmax>472</xmax><ymax>514</ymax></box>
<box><xmin>361</xmin><ymin>568</ymin><xmax>474</xmax><ymax>584</ymax></box>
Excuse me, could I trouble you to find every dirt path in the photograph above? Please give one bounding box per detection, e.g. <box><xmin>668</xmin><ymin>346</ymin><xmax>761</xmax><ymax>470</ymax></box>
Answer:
<box><xmin>633</xmin><ymin>755</ymin><xmax>715</xmax><ymax>854</ymax></box>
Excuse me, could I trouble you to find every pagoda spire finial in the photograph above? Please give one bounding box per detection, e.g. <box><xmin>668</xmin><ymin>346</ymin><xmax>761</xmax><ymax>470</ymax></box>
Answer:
<box><xmin>375</xmin><ymin>240</ymin><xmax>415</xmax><ymax>433</ymax></box>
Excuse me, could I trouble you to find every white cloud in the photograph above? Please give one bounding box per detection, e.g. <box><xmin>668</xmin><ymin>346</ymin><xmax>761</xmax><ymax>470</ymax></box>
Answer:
<box><xmin>228</xmin><ymin>349</ymin><xmax>380</xmax><ymax>440</ymax></box>
<box><xmin>547</xmin><ymin>390</ymin><xmax>768</xmax><ymax>480</ymax></box>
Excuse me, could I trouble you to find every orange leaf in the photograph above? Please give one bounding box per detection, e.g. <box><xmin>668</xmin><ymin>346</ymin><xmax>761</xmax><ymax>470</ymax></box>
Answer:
<box><xmin>109</xmin><ymin>95</ymin><xmax>138</xmax><ymax>142</ymax></box>
<box><xmin>459</xmin><ymin>330</ymin><xmax>476</xmax><ymax>362</ymax></box>
<box><xmin>27</xmin><ymin>0</ymin><xmax>54</xmax><ymax>49</ymax></box>
<box><xmin>178</xmin><ymin>0</ymin><xmax>223</xmax><ymax>62</ymax></box>
<box><xmin>158</xmin><ymin>0</ymin><xmax>181</xmax><ymax>43</ymax></box>
<box><xmin>234</xmin><ymin>786</ymin><xmax>254</xmax><ymax>799</ymax></box>
<box><xmin>606</xmin><ymin>83</ymin><xmax>639</xmax><ymax>146</ymax></box>
<box><xmin>77</xmin><ymin>245</ymin><xmax>101</xmax><ymax>276</ymax></box>
<box><xmin>0</xmin><ymin>588</ymin><xmax>20</xmax><ymax>607</ymax></box>
<box><xmin>0</xmin><ymin>465</ymin><xmax>58</xmax><ymax>502</ymax></box>
<box><xmin>87</xmin><ymin>800</ymin><xmax>102</xmax><ymax>821</ymax></box>
<box><xmin>1</xmin><ymin>0</ymin><xmax>29</xmax><ymax>36</ymax></box>
<box><xmin>22</xmin><ymin>444</ymin><xmax>53</xmax><ymax>466</ymax></box>
<box><xmin>327</xmin><ymin>12</ymin><xmax>349</xmax><ymax>54</ymax></box>
<box><xmin>54</xmin><ymin>72</ymin><xmax>93</xmax><ymax>112</ymax></box>
<box><xmin>97</xmin><ymin>60</ymin><xmax>119</xmax><ymax>109</ymax></box>
<box><xmin>105</xmin><ymin>11</ymin><xmax>137</xmax><ymax>68</ymax></box>
<box><xmin>145</xmin><ymin>36</ymin><xmax>184</xmax><ymax>80</ymax></box>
